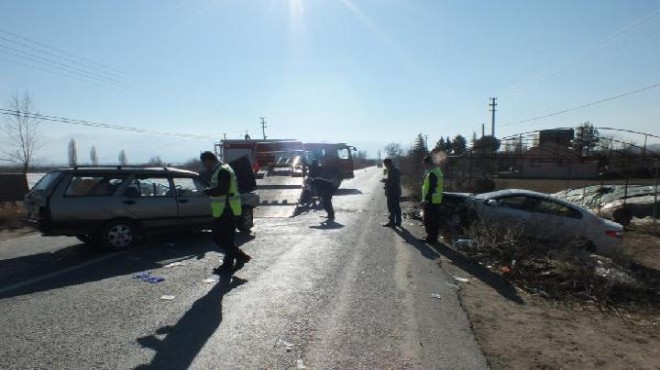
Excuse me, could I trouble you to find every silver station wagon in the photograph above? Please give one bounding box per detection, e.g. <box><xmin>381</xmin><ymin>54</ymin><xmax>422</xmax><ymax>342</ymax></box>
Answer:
<box><xmin>24</xmin><ymin>166</ymin><xmax>259</xmax><ymax>250</ymax></box>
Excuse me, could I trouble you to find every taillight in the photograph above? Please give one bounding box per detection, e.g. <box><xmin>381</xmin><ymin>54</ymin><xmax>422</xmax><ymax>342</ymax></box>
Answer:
<box><xmin>605</xmin><ymin>230</ymin><xmax>623</xmax><ymax>239</ymax></box>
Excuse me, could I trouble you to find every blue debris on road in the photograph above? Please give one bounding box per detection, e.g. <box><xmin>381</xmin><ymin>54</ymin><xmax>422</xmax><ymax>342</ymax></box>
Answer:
<box><xmin>133</xmin><ymin>272</ymin><xmax>165</xmax><ymax>284</ymax></box>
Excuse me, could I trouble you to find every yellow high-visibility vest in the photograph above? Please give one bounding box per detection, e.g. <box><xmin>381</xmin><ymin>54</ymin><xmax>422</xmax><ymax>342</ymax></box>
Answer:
<box><xmin>422</xmin><ymin>167</ymin><xmax>444</xmax><ymax>204</ymax></box>
<box><xmin>210</xmin><ymin>163</ymin><xmax>242</xmax><ymax>217</ymax></box>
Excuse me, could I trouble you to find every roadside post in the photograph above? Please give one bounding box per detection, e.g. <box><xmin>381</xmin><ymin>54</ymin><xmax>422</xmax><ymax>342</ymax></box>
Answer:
<box><xmin>654</xmin><ymin>159</ymin><xmax>658</xmax><ymax>226</ymax></box>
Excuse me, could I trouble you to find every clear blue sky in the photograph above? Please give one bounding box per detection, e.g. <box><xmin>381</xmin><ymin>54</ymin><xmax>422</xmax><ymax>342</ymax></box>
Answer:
<box><xmin>1</xmin><ymin>0</ymin><xmax>659</xmax><ymax>165</ymax></box>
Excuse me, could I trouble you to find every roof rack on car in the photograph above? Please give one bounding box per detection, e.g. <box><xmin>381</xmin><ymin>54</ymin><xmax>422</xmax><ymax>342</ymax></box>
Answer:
<box><xmin>70</xmin><ymin>165</ymin><xmax>170</xmax><ymax>170</ymax></box>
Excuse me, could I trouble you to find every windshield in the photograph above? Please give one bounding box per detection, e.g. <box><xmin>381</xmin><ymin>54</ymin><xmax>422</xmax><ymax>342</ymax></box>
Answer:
<box><xmin>30</xmin><ymin>171</ymin><xmax>61</xmax><ymax>192</ymax></box>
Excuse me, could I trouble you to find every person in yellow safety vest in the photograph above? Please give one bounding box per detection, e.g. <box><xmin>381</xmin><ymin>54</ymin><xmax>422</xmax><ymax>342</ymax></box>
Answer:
<box><xmin>200</xmin><ymin>151</ymin><xmax>252</xmax><ymax>274</ymax></box>
<box><xmin>420</xmin><ymin>155</ymin><xmax>444</xmax><ymax>243</ymax></box>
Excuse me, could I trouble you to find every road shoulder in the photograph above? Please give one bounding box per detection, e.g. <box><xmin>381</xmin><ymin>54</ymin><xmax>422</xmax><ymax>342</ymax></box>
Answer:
<box><xmin>437</xmin><ymin>242</ymin><xmax>660</xmax><ymax>369</ymax></box>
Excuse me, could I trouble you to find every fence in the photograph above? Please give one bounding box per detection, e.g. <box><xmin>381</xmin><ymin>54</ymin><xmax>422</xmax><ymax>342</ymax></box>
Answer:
<box><xmin>0</xmin><ymin>173</ymin><xmax>28</xmax><ymax>202</ymax></box>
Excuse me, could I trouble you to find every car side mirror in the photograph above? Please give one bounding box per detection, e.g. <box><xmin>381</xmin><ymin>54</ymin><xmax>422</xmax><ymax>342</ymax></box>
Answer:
<box><xmin>485</xmin><ymin>199</ymin><xmax>498</xmax><ymax>207</ymax></box>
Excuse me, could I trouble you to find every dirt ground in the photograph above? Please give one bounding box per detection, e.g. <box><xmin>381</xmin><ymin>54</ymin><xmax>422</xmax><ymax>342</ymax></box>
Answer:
<box><xmin>436</xmin><ymin>229</ymin><xmax>660</xmax><ymax>369</ymax></box>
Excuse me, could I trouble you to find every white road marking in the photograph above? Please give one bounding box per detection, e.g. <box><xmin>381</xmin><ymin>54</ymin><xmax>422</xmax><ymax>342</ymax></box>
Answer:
<box><xmin>0</xmin><ymin>251</ymin><xmax>127</xmax><ymax>296</ymax></box>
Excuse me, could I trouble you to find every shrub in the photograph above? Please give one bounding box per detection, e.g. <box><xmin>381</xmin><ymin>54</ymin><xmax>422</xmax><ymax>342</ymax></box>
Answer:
<box><xmin>0</xmin><ymin>202</ymin><xmax>25</xmax><ymax>230</ymax></box>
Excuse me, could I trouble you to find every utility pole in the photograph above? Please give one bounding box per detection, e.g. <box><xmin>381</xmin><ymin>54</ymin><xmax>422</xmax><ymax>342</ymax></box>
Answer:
<box><xmin>489</xmin><ymin>97</ymin><xmax>497</xmax><ymax>137</ymax></box>
<box><xmin>481</xmin><ymin>123</ymin><xmax>485</xmax><ymax>138</ymax></box>
<box><xmin>260</xmin><ymin>117</ymin><xmax>267</xmax><ymax>140</ymax></box>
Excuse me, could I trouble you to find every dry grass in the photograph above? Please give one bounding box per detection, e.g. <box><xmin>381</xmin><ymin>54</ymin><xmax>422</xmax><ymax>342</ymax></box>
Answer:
<box><xmin>459</xmin><ymin>219</ymin><xmax>659</xmax><ymax>308</ymax></box>
<box><xmin>0</xmin><ymin>202</ymin><xmax>25</xmax><ymax>230</ymax></box>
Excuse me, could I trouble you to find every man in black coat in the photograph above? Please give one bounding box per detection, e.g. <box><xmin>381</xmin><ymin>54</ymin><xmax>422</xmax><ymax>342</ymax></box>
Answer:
<box><xmin>381</xmin><ymin>158</ymin><xmax>402</xmax><ymax>227</ymax></box>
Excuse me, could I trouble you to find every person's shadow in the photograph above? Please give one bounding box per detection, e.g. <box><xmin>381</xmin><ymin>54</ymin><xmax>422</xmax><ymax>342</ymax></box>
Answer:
<box><xmin>134</xmin><ymin>276</ymin><xmax>247</xmax><ymax>369</ymax></box>
<box><xmin>393</xmin><ymin>227</ymin><xmax>440</xmax><ymax>260</ymax></box>
<box><xmin>394</xmin><ymin>227</ymin><xmax>524</xmax><ymax>305</ymax></box>
<box><xmin>309</xmin><ymin>220</ymin><xmax>345</xmax><ymax>230</ymax></box>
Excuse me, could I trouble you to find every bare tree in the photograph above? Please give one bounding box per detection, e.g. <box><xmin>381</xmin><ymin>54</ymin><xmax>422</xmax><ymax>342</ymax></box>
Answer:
<box><xmin>90</xmin><ymin>146</ymin><xmax>99</xmax><ymax>165</ymax></box>
<box><xmin>118</xmin><ymin>150</ymin><xmax>128</xmax><ymax>166</ymax></box>
<box><xmin>147</xmin><ymin>156</ymin><xmax>163</xmax><ymax>166</ymax></box>
<box><xmin>1</xmin><ymin>93</ymin><xmax>42</xmax><ymax>173</ymax></box>
<box><xmin>384</xmin><ymin>142</ymin><xmax>404</xmax><ymax>158</ymax></box>
<box><xmin>68</xmin><ymin>138</ymin><xmax>78</xmax><ymax>167</ymax></box>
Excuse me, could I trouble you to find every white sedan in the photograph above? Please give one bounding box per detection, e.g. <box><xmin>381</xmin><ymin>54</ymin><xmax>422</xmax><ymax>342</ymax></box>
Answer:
<box><xmin>470</xmin><ymin>189</ymin><xmax>624</xmax><ymax>256</ymax></box>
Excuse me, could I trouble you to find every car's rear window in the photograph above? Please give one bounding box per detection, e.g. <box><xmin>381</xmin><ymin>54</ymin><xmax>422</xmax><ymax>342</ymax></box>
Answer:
<box><xmin>64</xmin><ymin>174</ymin><xmax>127</xmax><ymax>197</ymax></box>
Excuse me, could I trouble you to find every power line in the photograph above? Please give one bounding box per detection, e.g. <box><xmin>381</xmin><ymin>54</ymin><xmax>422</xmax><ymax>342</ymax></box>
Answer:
<box><xmin>0</xmin><ymin>108</ymin><xmax>213</xmax><ymax>140</ymax></box>
<box><xmin>0</xmin><ymin>28</ymin><xmax>265</xmax><ymax>127</ymax></box>
<box><xmin>0</xmin><ymin>27</ymin><xmax>132</xmax><ymax>79</ymax></box>
<box><xmin>498</xmin><ymin>9</ymin><xmax>660</xmax><ymax>99</ymax></box>
<box><xmin>0</xmin><ymin>53</ymin><xmax>112</xmax><ymax>87</ymax></box>
<box><xmin>0</xmin><ymin>42</ymin><xmax>123</xmax><ymax>86</ymax></box>
<box><xmin>501</xmin><ymin>81</ymin><xmax>660</xmax><ymax>127</ymax></box>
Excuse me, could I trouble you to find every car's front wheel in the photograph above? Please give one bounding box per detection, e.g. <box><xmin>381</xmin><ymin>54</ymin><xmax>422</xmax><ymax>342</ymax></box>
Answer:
<box><xmin>101</xmin><ymin>220</ymin><xmax>138</xmax><ymax>250</ymax></box>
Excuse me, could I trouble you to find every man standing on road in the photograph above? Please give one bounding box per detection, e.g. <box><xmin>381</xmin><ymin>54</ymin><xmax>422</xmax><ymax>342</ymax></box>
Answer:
<box><xmin>420</xmin><ymin>155</ymin><xmax>444</xmax><ymax>243</ymax></box>
<box><xmin>200</xmin><ymin>151</ymin><xmax>251</xmax><ymax>274</ymax></box>
<box><xmin>381</xmin><ymin>158</ymin><xmax>402</xmax><ymax>227</ymax></box>
<box><xmin>308</xmin><ymin>160</ymin><xmax>336</xmax><ymax>222</ymax></box>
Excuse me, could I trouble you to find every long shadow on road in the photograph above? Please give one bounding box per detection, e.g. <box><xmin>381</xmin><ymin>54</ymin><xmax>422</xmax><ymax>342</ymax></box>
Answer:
<box><xmin>135</xmin><ymin>276</ymin><xmax>247</xmax><ymax>370</ymax></box>
<box><xmin>393</xmin><ymin>226</ymin><xmax>440</xmax><ymax>260</ymax></box>
<box><xmin>394</xmin><ymin>226</ymin><xmax>524</xmax><ymax>305</ymax></box>
<box><xmin>0</xmin><ymin>233</ymin><xmax>254</xmax><ymax>299</ymax></box>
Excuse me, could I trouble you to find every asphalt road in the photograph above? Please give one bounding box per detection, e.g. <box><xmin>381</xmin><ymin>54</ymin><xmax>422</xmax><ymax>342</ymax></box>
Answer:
<box><xmin>0</xmin><ymin>167</ymin><xmax>487</xmax><ymax>369</ymax></box>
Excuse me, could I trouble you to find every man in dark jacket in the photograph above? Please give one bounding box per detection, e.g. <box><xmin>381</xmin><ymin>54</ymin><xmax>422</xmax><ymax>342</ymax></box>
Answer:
<box><xmin>381</xmin><ymin>158</ymin><xmax>402</xmax><ymax>227</ymax></box>
<box><xmin>308</xmin><ymin>160</ymin><xmax>336</xmax><ymax>221</ymax></box>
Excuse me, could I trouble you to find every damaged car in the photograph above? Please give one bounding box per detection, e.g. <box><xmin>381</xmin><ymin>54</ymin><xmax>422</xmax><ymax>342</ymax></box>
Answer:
<box><xmin>467</xmin><ymin>189</ymin><xmax>624</xmax><ymax>255</ymax></box>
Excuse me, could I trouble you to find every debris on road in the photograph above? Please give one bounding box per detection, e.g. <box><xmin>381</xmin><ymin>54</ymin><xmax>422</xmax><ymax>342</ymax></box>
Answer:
<box><xmin>203</xmin><ymin>278</ymin><xmax>217</xmax><ymax>284</ymax></box>
<box><xmin>275</xmin><ymin>338</ymin><xmax>294</xmax><ymax>352</ymax></box>
<box><xmin>159</xmin><ymin>295</ymin><xmax>175</xmax><ymax>300</ymax></box>
<box><xmin>133</xmin><ymin>272</ymin><xmax>165</xmax><ymax>284</ymax></box>
<box><xmin>446</xmin><ymin>283</ymin><xmax>461</xmax><ymax>290</ymax></box>
<box><xmin>296</xmin><ymin>359</ymin><xmax>307</xmax><ymax>369</ymax></box>
<box><xmin>403</xmin><ymin>211</ymin><xmax>423</xmax><ymax>221</ymax></box>
<box><xmin>431</xmin><ymin>294</ymin><xmax>442</xmax><ymax>299</ymax></box>
<box><xmin>452</xmin><ymin>238</ymin><xmax>474</xmax><ymax>249</ymax></box>
<box><xmin>453</xmin><ymin>276</ymin><xmax>470</xmax><ymax>283</ymax></box>
<box><xmin>164</xmin><ymin>261</ymin><xmax>187</xmax><ymax>268</ymax></box>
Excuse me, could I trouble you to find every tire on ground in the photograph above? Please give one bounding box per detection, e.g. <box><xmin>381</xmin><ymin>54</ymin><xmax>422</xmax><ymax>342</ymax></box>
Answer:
<box><xmin>101</xmin><ymin>219</ymin><xmax>139</xmax><ymax>251</ymax></box>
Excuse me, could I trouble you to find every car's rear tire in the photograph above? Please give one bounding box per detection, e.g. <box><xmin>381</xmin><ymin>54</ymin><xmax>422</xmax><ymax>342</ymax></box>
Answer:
<box><xmin>571</xmin><ymin>238</ymin><xmax>596</xmax><ymax>253</ymax></box>
<box><xmin>101</xmin><ymin>220</ymin><xmax>138</xmax><ymax>250</ymax></box>
<box><xmin>237</xmin><ymin>207</ymin><xmax>254</xmax><ymax>233</ymax></box>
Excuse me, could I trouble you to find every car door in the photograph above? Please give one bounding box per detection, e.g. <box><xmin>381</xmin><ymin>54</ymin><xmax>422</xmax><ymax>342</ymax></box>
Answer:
<box><xmin>49</xmin><ymin>172</ymin><xmax>128</xmax><ymax>233</ymax></box>
<box><xmin>481</xmin><ymin>195</ymin><xmax>534</xmax><ymax>233</ymax></box>
<box><xmin>526</xmin><ymin>197</ymin><xmax>583</xmax><ymax>242</ymax></box>
<box><xmin>171</xmin><ymin>176</ymin><xmax>212</xmax><ymax>228</ymax></box>
<box><xmin>120</xmin><ymin>175</ymin><xmax>178</xmax><ymax>230</ymax></box>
